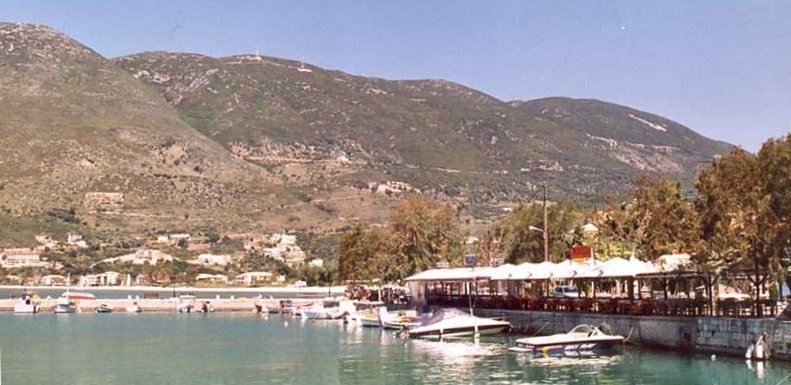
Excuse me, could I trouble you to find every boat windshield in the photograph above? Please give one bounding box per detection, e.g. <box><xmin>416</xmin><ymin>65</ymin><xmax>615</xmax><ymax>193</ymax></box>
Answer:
<box><xmin>568</xmin><ymin>324</ymin><xmax>597</xmax><ymax>336</ymax></box>
<box><xmin>419</xmin><ymin>308</ymin><xmax>470</xmax><ymax>326</ymax></box>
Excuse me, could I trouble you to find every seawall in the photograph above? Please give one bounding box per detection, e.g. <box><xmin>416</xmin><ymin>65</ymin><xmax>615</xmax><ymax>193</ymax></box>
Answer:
<box><xmin>476</xmin><ymin>308</ymin><xmax>791</xmax><ymax>360</ymax></box>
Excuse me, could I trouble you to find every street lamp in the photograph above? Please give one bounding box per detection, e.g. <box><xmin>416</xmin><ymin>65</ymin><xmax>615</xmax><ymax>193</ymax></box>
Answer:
<box><xmin>528</xmin><ymin>226</ymin><xmax>549</xmax><ymax>262</ymax></box>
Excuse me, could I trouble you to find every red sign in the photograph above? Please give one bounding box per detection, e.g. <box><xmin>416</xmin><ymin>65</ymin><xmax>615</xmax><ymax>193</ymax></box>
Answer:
<box><xmin>571</xmin><ymin>245</ymin><xmax>594</xmax><ymax>263</ymax></box>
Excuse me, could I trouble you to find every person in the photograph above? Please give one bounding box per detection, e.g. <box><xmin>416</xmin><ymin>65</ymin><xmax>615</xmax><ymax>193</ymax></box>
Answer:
<box><xmin>760</xmin><ymin>332</ymin><xmax>771</xmax><ymax>360</ymax></box>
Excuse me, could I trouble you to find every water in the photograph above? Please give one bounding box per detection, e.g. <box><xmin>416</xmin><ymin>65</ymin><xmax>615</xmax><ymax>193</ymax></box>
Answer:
<box><xmin>0</xmin><ymin>288</ymin><xmax>331</xmax><ymax>300</ymax></box>
<box><xmin>1</xmin><ymin>313</ymin><xmax>788</xmax><ymax>385</ymax></box>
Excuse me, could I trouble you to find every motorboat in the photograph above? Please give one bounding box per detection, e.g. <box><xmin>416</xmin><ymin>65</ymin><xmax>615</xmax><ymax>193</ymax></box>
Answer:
<box><xmin>358</xmin><ymin>309</ymin><xmax>382</xmax><ymax>327</ymax></box>
<box><xmin>14</xmin><ymin>293</ymin><xmax>40</xmax><ymax>314</ymax></box>
<box><xmin>178</xmin><ymin>303</ymin><xmax>195</xmax><ymax>313</ymax></box>
<box><xmin>126</xmin><ymin>303</ymin><xmax>143</xmax><ymax>313</ymax></box>
<box><xmin>377</xmin><ymin>307</ymin><xmax>421</xmax><ymax>329</ymax></box>
<box><xmin>96</xmin><ymin>303</ymin><xmax>113</xmax><ymax>313</ymax></box>
<box><xmin>406</xmin><ymin>308</ymin><xmax>511</xmax><ymax>339</ymax></box>
<box><xmin>509</xmin><ymin>324</ymin><xmax>624</xmax><ymax>355</ymax></box>
<box><xmin>302</xmin><ymin>300</ymin><xmax>354</xmax><ymax>320</ymax></box>
<box><xmin>53</xmin><ymin>297</ymin><xmax>78</xmax><ymax>314</ymax></box>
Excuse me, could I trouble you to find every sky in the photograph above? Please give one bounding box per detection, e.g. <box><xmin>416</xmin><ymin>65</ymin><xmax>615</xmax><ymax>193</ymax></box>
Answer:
<box><xmin>1</xmin><ymin>0</ymin><xmax>789</xmax><ymax>151</ymax></box>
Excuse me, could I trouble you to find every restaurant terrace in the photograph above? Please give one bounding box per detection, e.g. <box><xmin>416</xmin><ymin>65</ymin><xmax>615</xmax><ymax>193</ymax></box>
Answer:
<box><xmin>406</xmin><ymin>254</ymin><xmax>779</xmax><ymax>318</ymax></box>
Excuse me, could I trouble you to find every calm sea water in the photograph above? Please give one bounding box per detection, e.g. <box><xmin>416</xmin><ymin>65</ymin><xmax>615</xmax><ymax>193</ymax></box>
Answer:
<box><xmin>0</xmin><ymin>313</ymin><xmax>788</xmax><ymax>385</ymax></box>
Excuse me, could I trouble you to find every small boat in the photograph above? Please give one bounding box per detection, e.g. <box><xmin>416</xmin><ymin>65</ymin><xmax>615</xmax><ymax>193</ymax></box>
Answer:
<box><xmin>126</xmin><ymin>303</ymin><xmax>143</xmax><ymax>313</ymax></box>
<box><xmin>14</xmin><ymin>293</ymin><xmax>40</xmax><ymax>314</ymax></box>
<box><xmin>358</xmin><ymin>310</ymin><xmax>382</xmax><ymax>327</ymax></box>
<box><xmin>377</xmin><ymin>307</ymin><xmax>421</xmax><ymax>329</ymax></box>
<box><xmin>301</xmin><ymin>304</ymin><xmax>343</xmax><ymax>320</ymax></box>
<box><xmin>96</xmin><ymin>304</ymin><xmax>113</xmax><ymax>313</ymax></box>
<box><xmin>406</xmin><ymin>309</ymin><xmax>511</xmax><ymax>339</ymax></box>
<box><xmin>53</xmin><ymin>297</ymin><xmax>78</xmax><ymax>314</ymax></box>
<box><xmin>178</xmin><ymin>303</ymin><xmax>195</xmax><ymax>313</ymax></box>
<box><xmin>509</xmin><ymin>324</ymin><xmax>624</xmax><ymax>355</ymax></box>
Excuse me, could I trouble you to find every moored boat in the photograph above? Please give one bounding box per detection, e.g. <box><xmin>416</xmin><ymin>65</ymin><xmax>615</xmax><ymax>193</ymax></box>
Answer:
<box><xmin>406</xmin><ymin>308</ymin><xmax>511</xmax><ymax>339</ymax></box>
<box><xmin>14</xmin><ymin>292</ymin><xmax>41</xmax><ymax>314</ymax></box>
<box><xmin>508</xmin><ymin>324</ymin><xmax>624</xmax><ymax>355</ymax></box>
<box><xmin>377</xmin><ymin>307</ymin><xmax>421</xmax><ymax>329</ymax></box>
<box><xmin>53</xmin><ymin>297</ymin><xmax>78</xmax><ymax>314</ymax></box>
<box><xmin>126</xmin><ymin>302</ymin><xmax>143</xmax><ymax>313</ymax></box>
<box><xmin>96</xmin><ymin>303</ymin><xmax>113</xmax><ymax>313</ymax></box>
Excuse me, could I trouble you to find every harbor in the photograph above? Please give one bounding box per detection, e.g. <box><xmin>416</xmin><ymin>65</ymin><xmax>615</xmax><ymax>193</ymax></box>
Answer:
<box><xmin>1</xmin><ymin>312</ymin><xmax>788</xmax><ymax>385</ymax></box>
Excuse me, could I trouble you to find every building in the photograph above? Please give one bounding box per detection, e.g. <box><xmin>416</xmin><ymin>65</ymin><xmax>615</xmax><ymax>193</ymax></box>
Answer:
<box><xmin>196</xmin><ymin>273</ymin><xmax>228</xmax><ymax>283</ymax></box>
<box><xmin>66</xmin><ymin>233</ymin><xmax>88</xmax><ymax>249</ymax></box>
<box><xmin>235</xmin><ymin>272</ymin><xmax>274</xmax><ymax>286</ymax></box>
<box><xmin>260</xmin><ymin>233</ymin><xmax>306</xmax><ymax>268</ymax></box>
<box><xmin>40</xmin><ymin>275</ymin><xmax>67</xmax><ymax>286</ymax></box>
<box><xmin>196</xmin><ymin>254</ymin><xmax>232</xmax><ymax>266</ymax></box>
<box><xmin>308</xmin><ymin>259</ymin><xmax>324</xmax><ymax>268</ymax></box>
<box><xmin>84</xmin><ymin>192</ymin><xmax>124</xmax><ymax>213</ymax></box>
<box><xmin>79</xmin><ymin>271</ymin><xmax>120</xmax><ymax>286</ymax></box>
<box><xmin>0</xmin><ymin>248</ymin><xmax>44</xmax><ymax>268</ymax></box>
<box><xmin>102</xmin><ymin>249</ymin><xmax>174</xmax><ymax>265</ymax></box>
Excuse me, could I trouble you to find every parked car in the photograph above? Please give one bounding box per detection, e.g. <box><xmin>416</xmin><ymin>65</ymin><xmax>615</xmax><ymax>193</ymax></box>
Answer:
<box><xmin>553</xmin><ymin>285</ymin><xmax>579</xmax><ymax>298</ymax></box>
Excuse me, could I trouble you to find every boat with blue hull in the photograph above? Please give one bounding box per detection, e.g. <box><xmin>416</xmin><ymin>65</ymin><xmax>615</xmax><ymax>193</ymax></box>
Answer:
<box><xmin>509</xmin><ymin>324</ymin><xmax>624</xmax><ymax>355</ymax></box>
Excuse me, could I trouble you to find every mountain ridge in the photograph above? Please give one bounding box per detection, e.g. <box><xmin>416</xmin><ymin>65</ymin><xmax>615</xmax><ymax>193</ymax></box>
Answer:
<box><xmin>0</xmin><ymin>22</ymin><xmax>734</xmax><ymax>243</ymax></box>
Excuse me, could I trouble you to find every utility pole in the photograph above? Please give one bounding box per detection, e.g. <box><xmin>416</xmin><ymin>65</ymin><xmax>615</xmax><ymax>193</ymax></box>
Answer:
<box><xmin>543</xmin><ymin>184</ymin><xmax>549</xmax><ymax>262</ymax></box>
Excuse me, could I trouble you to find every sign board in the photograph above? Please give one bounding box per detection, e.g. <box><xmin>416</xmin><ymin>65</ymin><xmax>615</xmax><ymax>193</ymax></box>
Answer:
<box><xmin>435</xmin><ymin>261</ymin><xmax>450</xmax><ymax>269</ymax></box>
<box><xmin>571</xmin><ymin>245</ymin><xmax>594</xmax><ymax>263</ymax></box>
<box><xmin>464</xmin><ymin>255</ymin><xmax>476</xmax><ymax>267</ymax></box>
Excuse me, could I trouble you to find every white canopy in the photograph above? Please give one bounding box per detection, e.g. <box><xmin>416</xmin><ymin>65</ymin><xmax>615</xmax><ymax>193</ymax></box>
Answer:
<box><xmin>405</xmin><ymin>267</ymin><xmax>497</xmax><ymax>282</ymax></box>
<box><xmin>575</xmin><ymin>257</ymin><xmax>656</xmax><ymax>279</ymax></box>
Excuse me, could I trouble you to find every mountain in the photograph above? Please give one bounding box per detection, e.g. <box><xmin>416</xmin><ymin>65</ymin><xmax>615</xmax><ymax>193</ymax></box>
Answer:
<box><xmin>0</xmin><ymin>22</ymin><xmax>733</xmax><ymax>244</ymax></box>
<box><xmin>114</xmin><ymin>51</ymin><xmax>732</xmax><ymax>209</ymax></box>
<box><xmin>0</xmin><ymin>23</ymin><xmax>322</xmax><ymax>243</ymax></box>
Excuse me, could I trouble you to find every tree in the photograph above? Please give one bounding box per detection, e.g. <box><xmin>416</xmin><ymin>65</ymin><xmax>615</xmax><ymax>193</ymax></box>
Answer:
<box><xmin>337</xmin><ymin>197</ymin><xmax>465</xmax><ymax>283</ymax></box>
<box><xmin>757</xmin><ymin>136</ymin><xmax>791</xmax><ymax>288</ymax></box>
<box><xmin>623</xmin><ymin>175</ymin><xmax>698</xmax><ymax>261</ymax></box>
<box><xmin>388</xmin><ymin>197</ymin><xmax>465</xmax><ymax>279</ymax></box>
<box><xmin>495</xmin><ymin>201</ymin><xmax>582</xmax><ymax>263</ymax></box>
<box><xmin>695</xmin><ymin>149</ymin><xmax>761</xmax><ymax>272</ymax></box>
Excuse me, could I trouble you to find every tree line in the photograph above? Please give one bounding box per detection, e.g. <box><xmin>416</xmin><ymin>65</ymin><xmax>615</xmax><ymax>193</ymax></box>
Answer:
<box><xmin>339</xmin><ymin>134</ymin><xmax>791</xmax><ymax>285</ymax></box>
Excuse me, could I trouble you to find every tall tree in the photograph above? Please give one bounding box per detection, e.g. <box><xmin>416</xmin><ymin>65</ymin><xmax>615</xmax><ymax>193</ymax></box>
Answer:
<box><xmin>495</xmin><ymin>201</ymin><xmax>582</xmax><ymax>263</ymax></box>
<box><xmin>694</xmin><ymin>149</ymin><xmax>761</xmax><ymax>271</ymax></box>
<box><xmin>624</xmin><ymin>175</ymin><xmax>698</xmax><ymax>261</ymax></box>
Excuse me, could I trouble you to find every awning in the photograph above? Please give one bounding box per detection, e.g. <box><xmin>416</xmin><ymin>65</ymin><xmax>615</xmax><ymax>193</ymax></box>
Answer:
<box><xmin>405</xmin><ymin>267</ymin><xmax>497</xmax><ymax>282</ymax></box>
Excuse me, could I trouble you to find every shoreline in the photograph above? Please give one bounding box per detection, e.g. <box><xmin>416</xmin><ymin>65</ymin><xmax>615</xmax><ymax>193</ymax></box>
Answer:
<box><xmin>0</xmin><ymin>284</ymin><xmax>346</xmax><ymax>294</ymax></box>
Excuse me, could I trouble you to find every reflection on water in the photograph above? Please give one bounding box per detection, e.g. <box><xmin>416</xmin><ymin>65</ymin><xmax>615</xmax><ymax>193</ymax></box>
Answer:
<box><xmin>0</xmin><ymin>313</ymin><xmax>789</xmax><ymax>385</ymax></box>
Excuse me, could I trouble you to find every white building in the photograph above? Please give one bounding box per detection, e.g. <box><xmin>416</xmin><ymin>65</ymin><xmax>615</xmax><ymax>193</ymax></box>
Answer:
<box><xmin>79</xmin><ymin>271</ymin><xmax>120</xmax><ymax>286</ymax></box>
<box><xmin>308</xmin><ymin>259</ymin><xmax>324</xmax><ymax>268</ymax></box>
<box><xmin>103</xmin><ymin>249</ymin><xmax>174</xmax><ymax>265</ymax></box>
<box><xmin>40</xmin><ymin>274</ymin><xmax>67</xmax><ymax>286</ymax></box>
<box><xmin>196</xmin><ymin>254</ymin><xmax>232</xmax><ymax>266</ymax></box>
<box><xmin>0</xmin><ymin>248</ymin><xmax>44</xmax><ymax>268</ymax></box>
<box><xmin>235</xmin><ymin>272</ymin><xmax>273</xmax><ymax>286</ymax></box>
<box><xmin>67</xmin><ymin>233</ymin><xmax>88</xmax><ymax>248</ymax></box>
<box><xmin>196</xmin><ymin>273</ymin><xmax>228</xmax><ymax>283</ymax></box>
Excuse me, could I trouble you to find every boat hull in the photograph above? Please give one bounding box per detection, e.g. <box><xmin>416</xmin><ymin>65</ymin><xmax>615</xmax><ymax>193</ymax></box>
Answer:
<box><xmin>511</xmin><ymin>337</ymin><xmax>624</xmax><ymax>355</ymax></box>
<box><xmin>14</xmin><ymin>304</ymin><xmax>39</xmax><ymax>314</ymax></box>
<box><xmin>408</xmin><ymin>323</ymin><xmax>509</xmax><ymax>338</ymax></box>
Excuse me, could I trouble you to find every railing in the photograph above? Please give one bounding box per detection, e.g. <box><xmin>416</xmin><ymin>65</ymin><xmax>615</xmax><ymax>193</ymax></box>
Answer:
<box><xmin>425</xmin><ymin>294</ymin><xmax>778</xmax><ymax>318</ymax></box>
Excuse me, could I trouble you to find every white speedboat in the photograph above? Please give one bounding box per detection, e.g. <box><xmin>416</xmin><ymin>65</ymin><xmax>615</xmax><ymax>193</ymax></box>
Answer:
<box><xmin>301</xmin><ymin>304</ymin><xmax>345</xmax><ymax>320</ymax></box>
<box><xmin>509</xmin><ymin>324</ymin><xmax>624</xmax><ymax>355</ymax></box>
<box><xmin>53</xmin><ymin>297</ymin><xmax>78</xmax><ymax>313</ymax></box>
<box><xmin>96</xmin><ymin>303</ymin><xmax>113</xmax><ymax>313</ymax></box>
<box><xmin>406</xmin><ymin>309</ymin><xmax>511</xmax><ymax>339</ymax></box>
<box><xmin>126</xmin><ymin>303</ymin><xmax>143</xmax><ymax>313</ymax></box>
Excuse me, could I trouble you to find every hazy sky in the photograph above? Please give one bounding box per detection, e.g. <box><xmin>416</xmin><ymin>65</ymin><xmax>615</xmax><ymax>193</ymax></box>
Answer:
<box><xmin>2</xmin><ymin>0</ymin><xmax>790</xmax><ymax>151</ymax></box>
